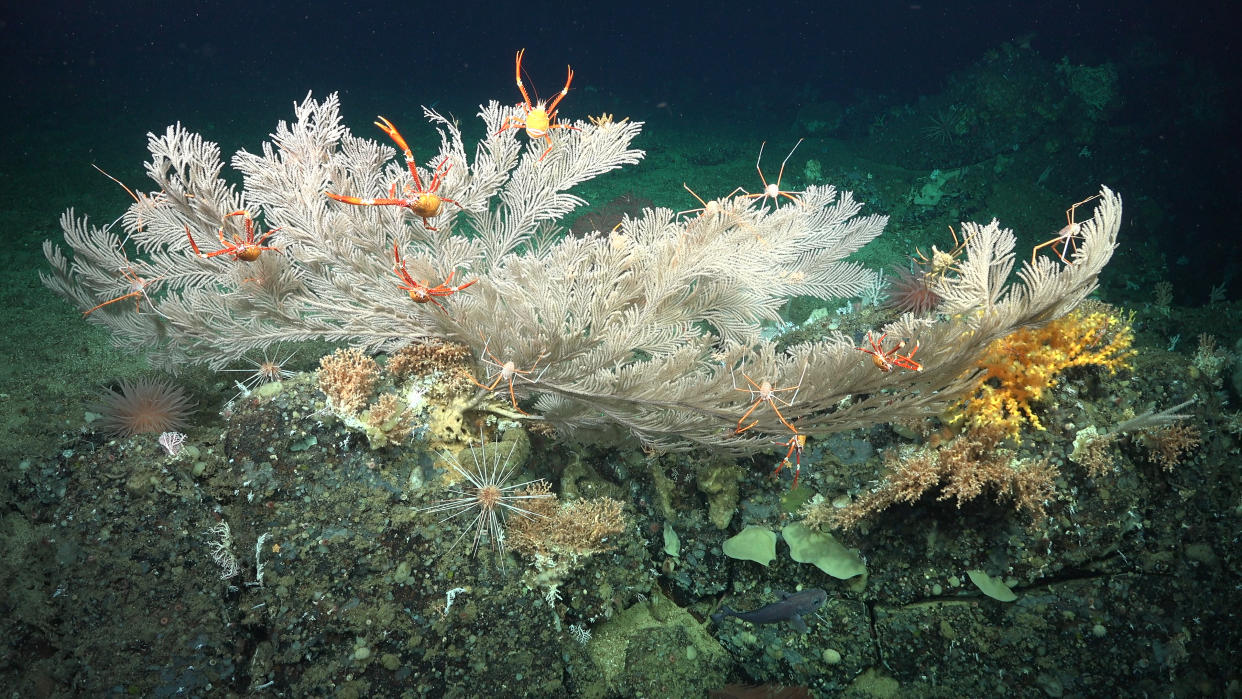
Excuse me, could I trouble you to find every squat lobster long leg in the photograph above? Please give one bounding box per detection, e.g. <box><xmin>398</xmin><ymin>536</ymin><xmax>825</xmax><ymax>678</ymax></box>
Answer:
<box><xmin>469</xmin><ymin>340</ymin><xmax>549</xmax><ymax>415</ymax></box>
<box><xmin>771</xmin><ymin>432</ymin><xmax>808</xmax><ymax>488</ymax></box>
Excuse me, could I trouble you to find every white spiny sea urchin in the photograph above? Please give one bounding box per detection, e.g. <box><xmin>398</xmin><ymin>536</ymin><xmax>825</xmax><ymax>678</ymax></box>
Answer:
<box><xmin>418</xmin><ymin>433</ymin><xmax>553</xmax><ymax>569</ymax></box>
<box><xmin>221</xmin><ymin>347</ymin><xmax>297</xmax><ymax>398</ymax></box>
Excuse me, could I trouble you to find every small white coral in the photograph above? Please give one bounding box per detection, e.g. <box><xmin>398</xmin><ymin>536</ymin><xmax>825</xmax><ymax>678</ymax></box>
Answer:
<box><xmin>568</xmin><ymin>624</ymin><xmax>591</xmax><ymax>645</ymax></box>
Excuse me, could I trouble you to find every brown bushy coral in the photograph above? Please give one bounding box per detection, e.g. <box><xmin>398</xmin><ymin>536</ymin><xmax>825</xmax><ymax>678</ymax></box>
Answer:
<box><xmin>1137</xmin><ymin>424</ymin><xmax>1201</xmax><ymax>470</ymax></box>
<box><xmin>508</xmin><ymin>485</ymin><xmax>628</xmax><ymax>557</ymax></box>
<box><xmin>385</xmin><ymin>340</ymin><xmax>475</xmax><ymax>390</ymax></box>
<box><xmin>315</xmin><ymin>348</ymin><xmax>379</xmax><ymax>414</ymax></box>
<box><xmin>804</xmin><ymin>424</ymin><xmax>1059</xmax><ymax>531</ymax></box>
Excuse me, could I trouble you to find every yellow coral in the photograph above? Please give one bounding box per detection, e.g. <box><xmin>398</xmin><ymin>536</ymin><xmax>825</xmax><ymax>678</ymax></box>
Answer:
<box><xmin>958</xmin><ymin>306</ymin><xmax>1134</xmax><ymax>441</ymax></box>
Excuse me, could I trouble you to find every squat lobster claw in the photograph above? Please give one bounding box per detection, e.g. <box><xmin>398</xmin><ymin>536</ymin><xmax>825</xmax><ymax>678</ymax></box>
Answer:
<box><xmin>187</xmin><ymin>210</ymin><xmax>281</xmax><ymax>262</ymax></box>
<box><xmin>496</xmin><ymin>48</ymin><xmax>579</xmax><ymax>162</ymax></box>
<box><xmin>326</xmin><ymin>117</ymin><xmax>461</xmax><ymax>231</ymax></box>
<box><xmin>391</xmin><ymin>243</ymin><xmax>477</xmax><ymax>312</ymax></box>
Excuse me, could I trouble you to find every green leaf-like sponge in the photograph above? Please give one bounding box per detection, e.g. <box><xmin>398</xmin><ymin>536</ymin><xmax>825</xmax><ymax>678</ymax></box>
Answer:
<box><xmin>722</xmin><ymin>526</ymin><xmax>778</xmax><ymax>566</ymax></box>
<box><xmin>967</xmin><ymin>569</ymin><xmax>1018</xmax><ymax>602</ymax></box>
<box><xmin>782</xmin><ymin>523</ymin><xmax>866</xmax><ymax>579</ymax></box>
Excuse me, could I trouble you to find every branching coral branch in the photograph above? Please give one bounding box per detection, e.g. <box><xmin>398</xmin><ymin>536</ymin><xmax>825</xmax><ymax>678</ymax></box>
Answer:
<box><xmin>43</xmin><ymin>91</ymin><xmax>1123</xmax><ymax>454</ymax></box>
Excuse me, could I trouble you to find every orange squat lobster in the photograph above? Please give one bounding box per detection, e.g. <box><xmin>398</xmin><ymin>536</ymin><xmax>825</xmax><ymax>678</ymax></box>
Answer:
<box><xmin>327</xmin><ymin>117</ymin><xmax>461</xmax><ymax>231</ymax></box>
<box><xmin>772</xmin><ymin>432</ymin><xmax>808</xmax><ymax>488</ymax></box>
<box><xmin>744</xmin><ymin>139</ymin><xmax>805</xmax><ymax>207</ymax></box>
<box><xmin>391</xmin><ymin>243</ymin><xmax>477</xmax><ymax>312</ymax></box>
<box><xmin>733</xmin><ymin>372</ymin><xmax>803</xmax><ymax>434</ymax></box>
<box><xmin>497</xmin><ymin>49</ymin><xmax>578</xmax><ymax>162</ymax></box>
<box><xmin>469</xmin><ymin>340</ymin><xmax>550</xmax><ymax>415</ymax></box>
<box><xmin>855</xmin><ymin>332</ymin><xmax>923</xmax><ymax>372</ymax></box>
<box><xmin>187</xmin><ymin>210</ymin><xmax>281</xmax><ymax>262</ymax></box>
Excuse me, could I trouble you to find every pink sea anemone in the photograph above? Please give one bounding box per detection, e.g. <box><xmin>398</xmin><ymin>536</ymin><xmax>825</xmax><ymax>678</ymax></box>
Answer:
<box><xmin>886</xmin><ymin>266</ymin><xmax>942</xmax><ymax>315</ymax></box>
<box><xmin>94</xmin><ymin>377</ymin><xmax>196</xmax><ymax>437</ymax></box>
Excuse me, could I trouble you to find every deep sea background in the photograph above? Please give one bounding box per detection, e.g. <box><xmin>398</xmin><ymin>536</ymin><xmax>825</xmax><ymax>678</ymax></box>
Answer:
<box><xmin>3</xmin><ymin>0</ymin><xmax>1239</xmax><ymax>358</ymax></box>
<box><xmin>1</xmin><ymin>0</ymin><xmax>1240</xmax><ymax>695</ymax></box>
<box><xmin>4</xmin><ymin>0</ymin><xmax>1236</xmax><ymax>455</ymax></box>
<box><xmin>4</xmin><ymin>0</ymin><xmax>1239</xmax><ymax>294</ymax></box>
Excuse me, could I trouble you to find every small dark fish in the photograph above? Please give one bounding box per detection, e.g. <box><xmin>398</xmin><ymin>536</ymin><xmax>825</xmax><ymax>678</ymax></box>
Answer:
<box><xmin>711</xmin><ymin>588</ymin><xmax>827</xmax><ymax>633</ymax></box>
